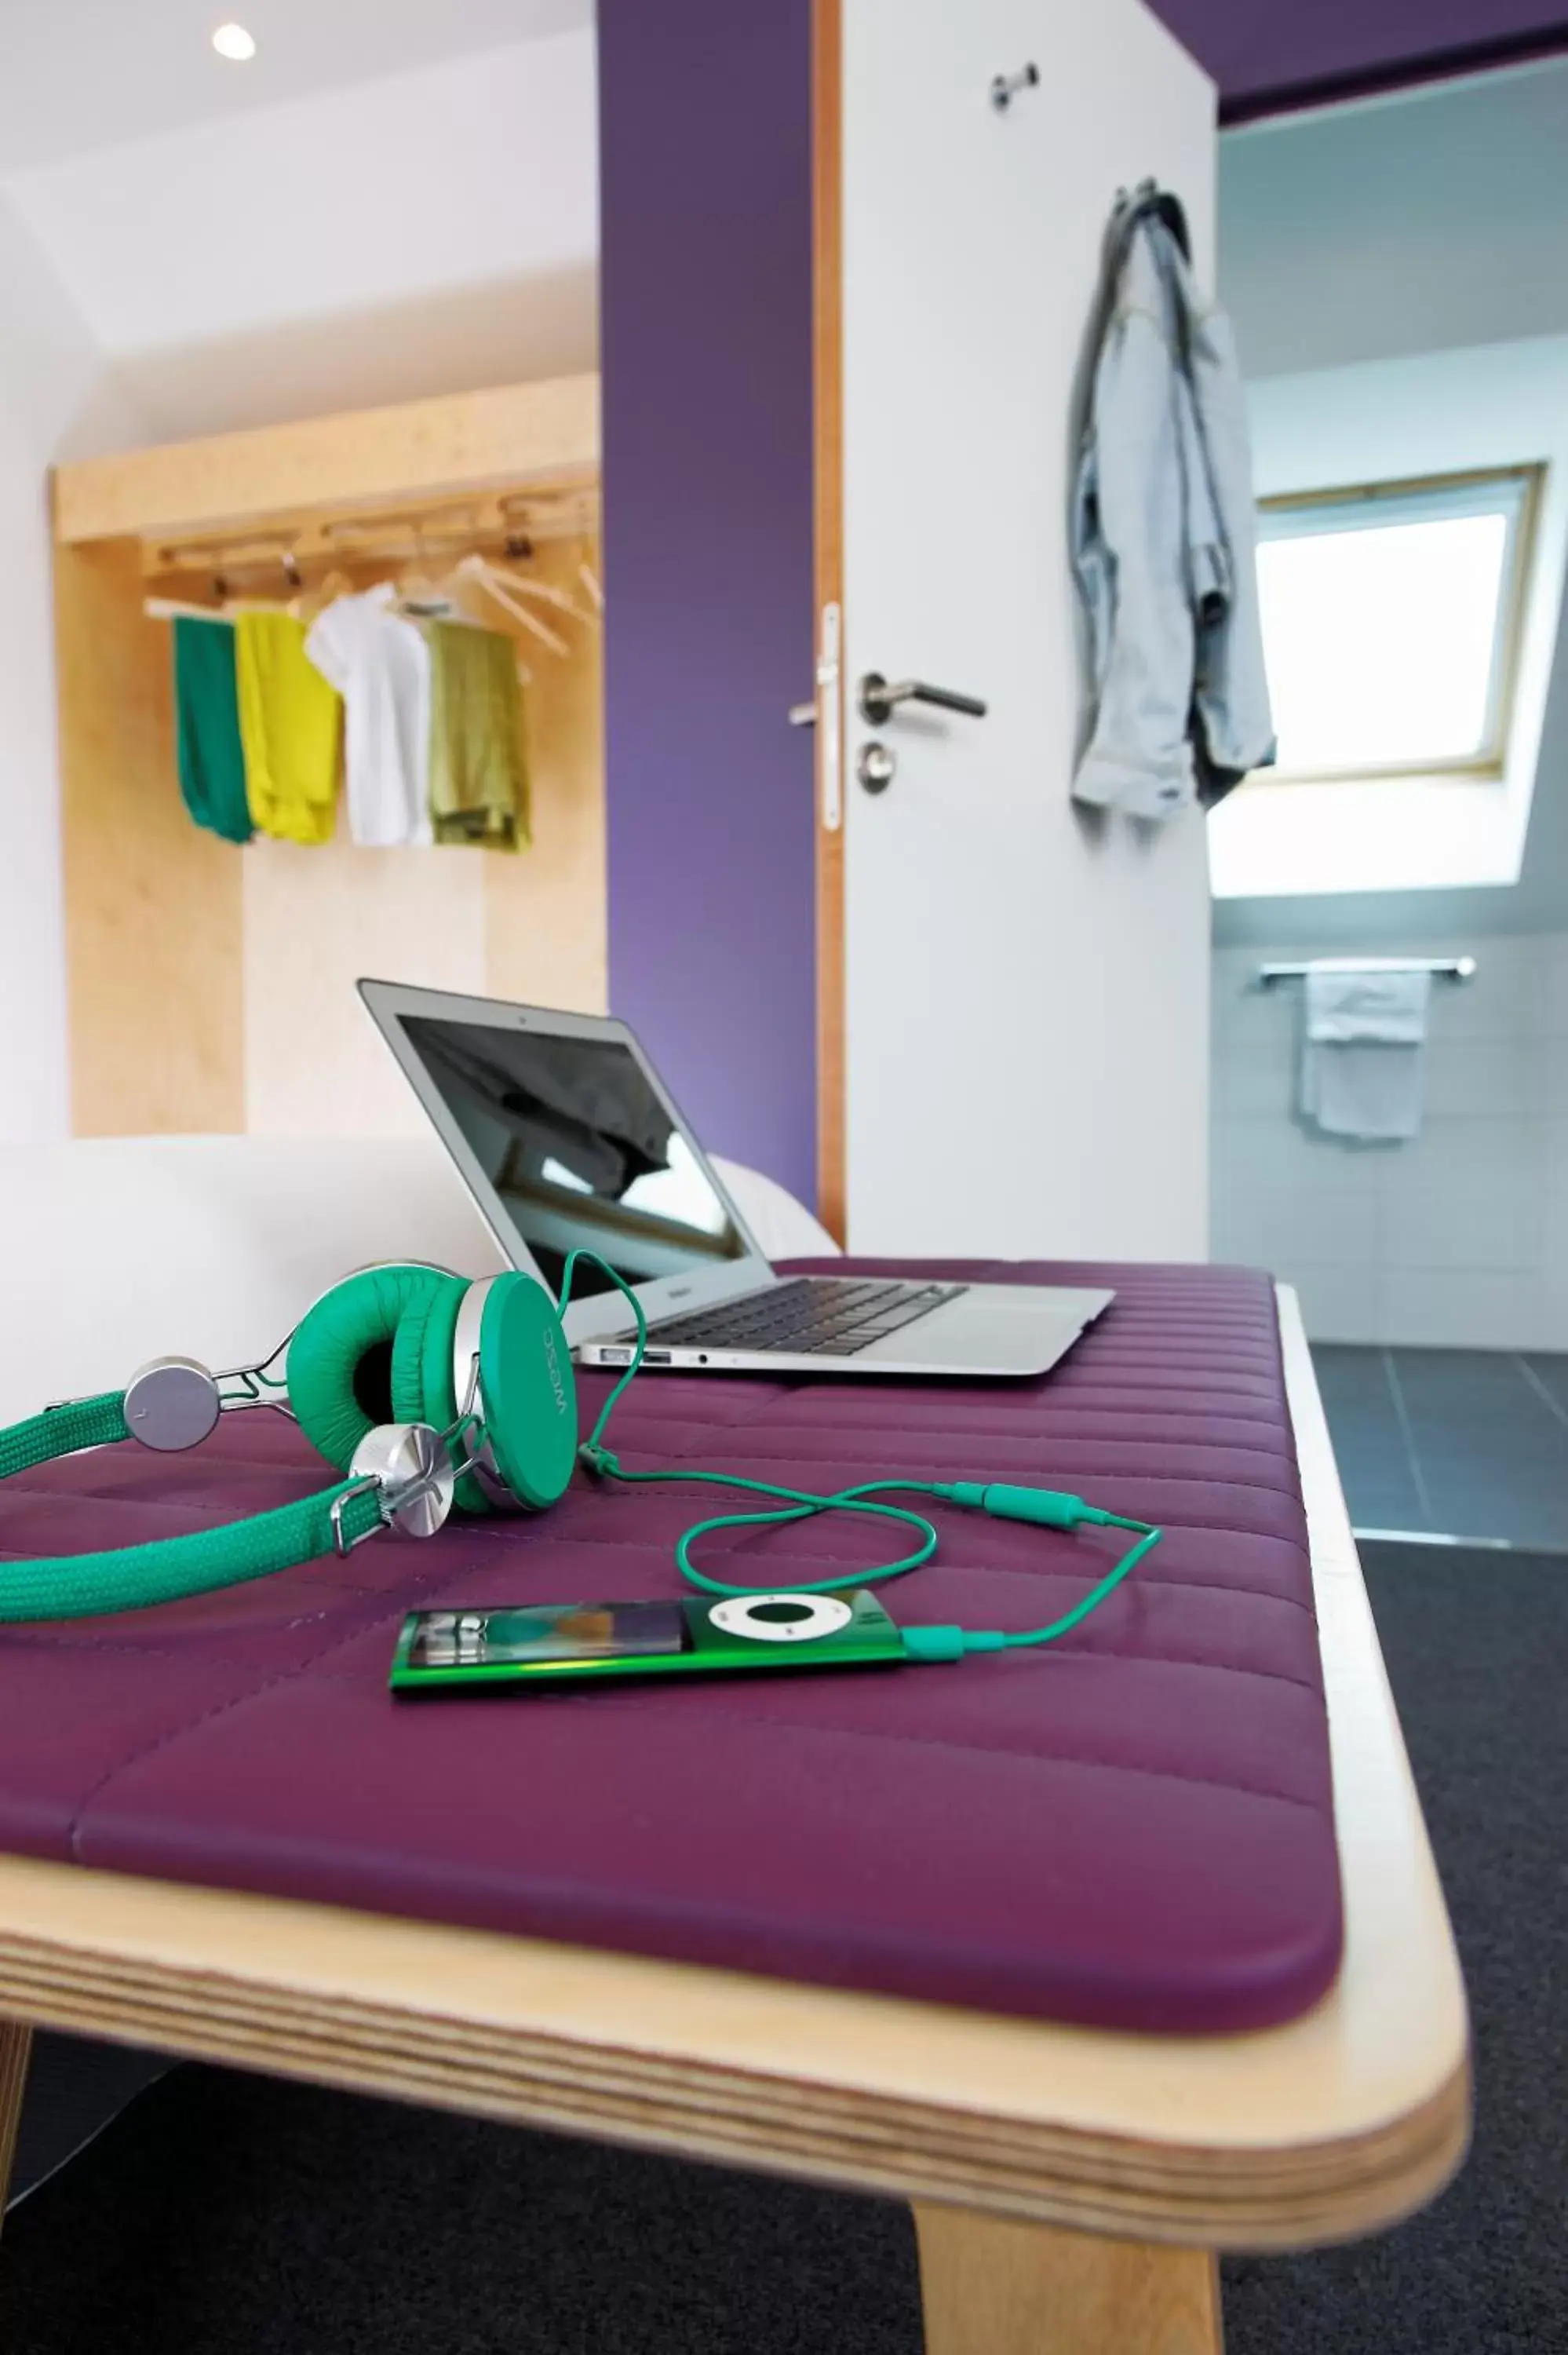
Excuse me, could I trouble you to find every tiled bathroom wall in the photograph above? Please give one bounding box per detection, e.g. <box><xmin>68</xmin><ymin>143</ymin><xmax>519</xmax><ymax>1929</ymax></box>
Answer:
<box><xmin>1210</xmin><ymin>933</ymin><xmax>1568</xmax><ymax>1347</ymax></box>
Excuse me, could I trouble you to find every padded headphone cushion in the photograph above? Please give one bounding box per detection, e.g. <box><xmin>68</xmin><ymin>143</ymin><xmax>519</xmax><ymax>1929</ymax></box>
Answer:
<box><xmin>289</xmin><ymin>1265</ymin><xmax>450</xmax><ymax>1473</ymax></box>
<box><xmin>390</xmin><ymin>1271</ymin><xmax>489</xmax><ymax>1516</ymax></box>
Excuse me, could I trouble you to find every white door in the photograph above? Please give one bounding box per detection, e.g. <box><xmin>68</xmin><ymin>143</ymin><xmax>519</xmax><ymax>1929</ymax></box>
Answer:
<box><xmin>835</xmin><ymin>0</ymin><xmax>1216</xmax><ymax>1261</ymax></box>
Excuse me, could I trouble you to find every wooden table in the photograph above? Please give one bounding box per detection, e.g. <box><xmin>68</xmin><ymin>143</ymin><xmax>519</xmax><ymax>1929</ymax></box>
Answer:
<box><xmin>0</xmin><ymin>1291</ymin><xmax>1469</xmax><ymax>2352</ymax></box>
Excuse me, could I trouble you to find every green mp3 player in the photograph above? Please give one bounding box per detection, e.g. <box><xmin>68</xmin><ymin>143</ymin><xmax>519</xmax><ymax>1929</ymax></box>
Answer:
<box><xmin>389</xmin><ymin>1589</ymin><xmax>910</xmax><ymax>1696</ymax></box>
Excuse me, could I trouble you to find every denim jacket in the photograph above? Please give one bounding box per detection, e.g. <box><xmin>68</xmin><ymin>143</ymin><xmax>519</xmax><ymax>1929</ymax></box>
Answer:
<box><xmin>1072</xmin><ymin>195</ymin><xmax>1275</xmax><ymax>820</ymax></box>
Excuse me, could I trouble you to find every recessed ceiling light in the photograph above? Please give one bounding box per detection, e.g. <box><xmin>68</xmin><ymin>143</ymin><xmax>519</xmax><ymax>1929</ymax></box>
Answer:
<box><xmin>211</xmin><ymin>23</ymin><xmax>257</xmax><ymax>63</ymax></box>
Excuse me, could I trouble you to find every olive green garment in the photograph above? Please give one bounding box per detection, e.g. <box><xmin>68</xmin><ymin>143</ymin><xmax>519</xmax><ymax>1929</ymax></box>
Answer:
<box><xmin>426</xmin><ymin>621</ymin><xmax>530</xmax><ymax>850</ymax></box>
<box><xmin>173</xmin><ymin>617</ymin><xmax>253</xmax><ymax>844</ymax></box>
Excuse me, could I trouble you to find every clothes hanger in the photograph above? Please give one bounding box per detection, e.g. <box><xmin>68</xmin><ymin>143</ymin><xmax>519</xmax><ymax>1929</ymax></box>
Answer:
<box><xmin>479</xmin><ymin>536</ymin><xmax>599</xmax><ymax>628</ymax></box>
<box><xmin>407</xmin><ymin>557</ymin><xmax>536</xmax><ymax>687</ymax></box>
<box><xmin>396</xmin><ymin>520</ymin><xmax>447</xmax><ymax>608</ymax></box>
<box><xmin>280</xmin><ymin>546</ymin><xmax>306</xmax><ymax>617</ymax></box>
<box><xmin>392</xmin><ymin>514</ymin><xmax>503</xmax><ymax>623</ymax></box>
<box><xmin>144</xmin><ymin>595</ymin><xmax>235</xmax><ymax>623</ymax></box>
<box><xmin>452</xmin><ymin>554</ymin><xmax>571</xmax><ymax>657</ymax></box>
<box><xmin>393</xmin><ymin>559</ymin><xmax>464</xmax><ymax>620</ymax></box>
<box><xmin>484</xmin><ymin>563</ymin><xmax>598</xmax><ymax>628</ymax></box>
<box><xmin>282</xmin><ymin>544</ymin><xmax>354</xmax><ymax>624</ymax></box>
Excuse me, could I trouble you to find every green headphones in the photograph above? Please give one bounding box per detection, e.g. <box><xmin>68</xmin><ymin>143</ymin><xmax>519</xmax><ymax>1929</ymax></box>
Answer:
<box><xmin>0</xmin><ymin>1261</ymin><xmax>587</xmax><ymax>1625</ymax></box>
<box><xmin>0</xmin><ymin>1247</ymin><xmax>1163</xmax><ymax>1660</ymax></box>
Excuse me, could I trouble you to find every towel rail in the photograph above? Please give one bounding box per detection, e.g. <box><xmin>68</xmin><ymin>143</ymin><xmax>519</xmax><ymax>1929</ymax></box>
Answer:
<box><xmin>1257</xmin><ymin>957</ymin><xmax>1475</xmax><ymax>987</ymax></box>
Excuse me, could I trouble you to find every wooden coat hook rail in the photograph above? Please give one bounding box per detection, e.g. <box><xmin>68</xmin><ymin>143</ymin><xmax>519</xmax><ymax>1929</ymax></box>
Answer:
<box><xmin>143</xmin><ymin>484</ymin><xmax>600</xmax><ymax>586</ymax></box>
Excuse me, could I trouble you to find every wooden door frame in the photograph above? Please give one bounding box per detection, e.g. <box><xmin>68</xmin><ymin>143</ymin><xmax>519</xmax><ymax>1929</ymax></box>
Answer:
<box><xmin>813</xmin><ymin>0</ymin><xmax>847</xmax><ymax>1241</ymax></box>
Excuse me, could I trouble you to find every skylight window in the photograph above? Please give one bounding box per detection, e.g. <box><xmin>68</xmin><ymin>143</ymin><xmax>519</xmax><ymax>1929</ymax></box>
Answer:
<box><xmin>1254</xmin><ymin>466</ymin><xmax>1542</xmax><ymax>783</ymax></box>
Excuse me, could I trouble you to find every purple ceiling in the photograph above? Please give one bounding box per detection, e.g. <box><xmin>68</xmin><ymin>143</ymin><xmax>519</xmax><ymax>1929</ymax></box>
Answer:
<box><xmin>1150</xmin><ymin>1</ymin><xmax>1568</xmax><ymax>121</ymax></box>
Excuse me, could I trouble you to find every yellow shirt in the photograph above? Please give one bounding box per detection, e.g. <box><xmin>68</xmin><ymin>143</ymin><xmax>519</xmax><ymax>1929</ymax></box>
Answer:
<box><xmin>235</xmin><ymin>612</ymin><xmax>342</xmax><ymax>845</ymax></box>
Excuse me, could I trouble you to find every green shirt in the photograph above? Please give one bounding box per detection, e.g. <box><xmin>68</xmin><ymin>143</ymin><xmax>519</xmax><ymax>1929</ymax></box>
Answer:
<box><xmin>173</xmin><ymin>618</ymin><xmax>253</xmax><ymax>845</ymax></box>
<box><xmin>426</xmin><ymin>620</ymin><xmax>529</xmax><ymax>851</ymax></box>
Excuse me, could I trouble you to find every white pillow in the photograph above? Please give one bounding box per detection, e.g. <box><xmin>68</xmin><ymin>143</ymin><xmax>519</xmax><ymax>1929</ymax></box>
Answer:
<box><xmin>0</xmin><ymin>1137</ymin><xmax>838</xmax><ymax>1423</ymax></box>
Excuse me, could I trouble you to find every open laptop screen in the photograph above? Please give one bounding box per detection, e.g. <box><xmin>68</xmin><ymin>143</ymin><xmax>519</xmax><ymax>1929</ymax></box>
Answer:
<box><xmin>399</xmin><ymin>1013</ymin><xmax>750</xmax><ymax>1298</ymax></box>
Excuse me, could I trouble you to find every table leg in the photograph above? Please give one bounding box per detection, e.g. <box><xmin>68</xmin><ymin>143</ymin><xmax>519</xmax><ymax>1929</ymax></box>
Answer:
<box><xmin>0</xmin><ymin>2024</ymin><xmax>31</xmax><ymax>2230</ymax></box>
<box><xmin>913</xmin><ymin>2203</ymin><xmax>1222</xmax><ymax>2355</ymax></box>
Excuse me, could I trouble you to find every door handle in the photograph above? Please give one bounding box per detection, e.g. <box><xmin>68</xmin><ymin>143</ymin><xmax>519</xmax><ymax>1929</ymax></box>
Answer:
<box><xmin>858</xmin><ymin>671</ymin><xmax>988</xmax><ymax>726</ymax></box>
<box><xmin>791</xmin><ymin>603</ymin><xmax>844</xmax><ymax>831</ymax></box>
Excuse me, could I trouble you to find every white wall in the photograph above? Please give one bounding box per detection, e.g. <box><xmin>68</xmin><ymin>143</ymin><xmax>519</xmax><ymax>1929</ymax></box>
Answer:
<box><xmin>1211</xmin><ymin>61</ymin><xmax>1568</xmax><ymax>1347</ymax></box>
<box><xmin>3</xmin><ymin>30</ymin><xmax>599</xmax><ymax>440</ymax></box>
<box><xmin>841</xmin><ymin>0</ymin><xmax>1215</xmax><ymax>1261</ymax></box>
<box><xmin>0</xmin><ymin>196</ymin><xmax>152</xmax><ymax>1142</ymax></box>
<box><xmin>1212</xmin><ymin>937</ymin><xmax>1568</xmax><ymax>1349</ymax></box>
<box><xmin>1220</xmin><ymin>60</ymin><xmax>1568</xmax><ymax>380</ymax></box>
<box><xmin>0</xmin><ymin>26</ymin><xmax>599</xmax><ymax>1148</ymax></box>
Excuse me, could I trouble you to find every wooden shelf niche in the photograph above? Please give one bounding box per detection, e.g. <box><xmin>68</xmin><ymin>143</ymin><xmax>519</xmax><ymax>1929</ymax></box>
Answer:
<box><xmin>52</xmin><ymin>375</ymin><xmax>604</xmax><ymax>1138</ymax></box>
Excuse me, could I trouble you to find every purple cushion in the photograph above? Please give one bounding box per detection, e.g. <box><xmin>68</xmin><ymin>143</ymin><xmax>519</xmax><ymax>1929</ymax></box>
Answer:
<box><xmin>0</xmin><ymin>1261</ymin><xmax>1341</xmax><ymax>2033</ymax></box>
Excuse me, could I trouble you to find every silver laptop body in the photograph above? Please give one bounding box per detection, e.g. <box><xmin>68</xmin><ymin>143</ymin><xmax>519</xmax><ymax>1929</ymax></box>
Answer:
<box><xmin>359</xmin><ymin>980</ymin><xmax>1112</xmax><ymax>1379</ymax></box>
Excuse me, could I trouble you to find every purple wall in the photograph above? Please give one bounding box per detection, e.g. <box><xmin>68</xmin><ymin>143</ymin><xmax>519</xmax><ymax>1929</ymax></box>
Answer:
<box><xmin>1151</xmin><ymin>0</ymin><xmax>1568</xmax><ymax>120</ymax></box>
<box><xmin>597</xmin><ymin>0</ymin><xmax>819</xmax><ymax>1207</ymax></box>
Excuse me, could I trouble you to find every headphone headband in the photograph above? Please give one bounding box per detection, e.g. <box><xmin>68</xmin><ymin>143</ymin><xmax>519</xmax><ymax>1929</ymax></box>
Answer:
<box><xmin>0</xmin><ymin>1264</ymin><xmax>582</xmax><ymax>1623</ymax></box>
<box><xmin>0</xmin><ymin>1389</ymin><xmax>394</xmax><ymax>1619</ymax></box>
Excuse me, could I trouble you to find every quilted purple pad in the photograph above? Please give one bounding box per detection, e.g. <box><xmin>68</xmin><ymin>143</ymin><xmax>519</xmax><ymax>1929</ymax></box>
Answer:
<box><xmin>0</xmin><ymin>1261</ymin><xmax>1341</xmax><ymax>2034</ymax></box>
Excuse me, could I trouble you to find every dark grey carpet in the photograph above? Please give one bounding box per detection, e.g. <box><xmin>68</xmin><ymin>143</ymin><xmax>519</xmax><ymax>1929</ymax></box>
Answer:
<box><xmin>2</xmin><ymin>2070</ymin><xmax>924</xmax><ymax>2354</ymax></box>
<box><xmin>1220</xmin><ymin>1543</ymin><xmax>1568</xmax><ymax>2354</ymax></box>
<box><xmin>0</xmin><ymin>1544</ymin><xmax>1560</xmax><ymax>2353</ymax></box>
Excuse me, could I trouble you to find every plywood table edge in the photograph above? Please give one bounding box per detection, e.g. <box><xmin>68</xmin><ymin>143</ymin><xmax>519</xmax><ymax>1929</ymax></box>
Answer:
<box><xmin>0</xmin><ymin>1920</ymin><xmax>1469</xmax><ymax>2249</ymax></box>
<box><xmin>53</xmin><ymin>374</ymin><xmax>602</xmax><ymax>546</ymax></box>
<box><xmin>0</xmin><ymin>1283</ymin><xmax>1469</xmax><ymax>2247</ymax></box>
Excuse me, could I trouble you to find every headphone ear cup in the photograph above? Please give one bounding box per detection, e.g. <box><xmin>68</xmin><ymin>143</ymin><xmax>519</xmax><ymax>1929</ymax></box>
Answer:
<box><xmin>467</xmin><ymin>1272</ymin><xmax>579</xmax><ymax>1512</ymax></box>
<box><xmin>390</xmin><ymin>1272</ymin><xmax>490</xmax><ymax>1517</ymax></box>
<box><xmin>289</xmin><ymin>1265</ymin><xmax>451</xmax><ymax>1473</ymax></box>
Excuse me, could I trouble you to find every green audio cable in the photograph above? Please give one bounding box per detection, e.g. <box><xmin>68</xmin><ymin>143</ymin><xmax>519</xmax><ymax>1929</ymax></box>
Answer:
<box><xmin>563</xmin><ymin>1250</ymin><xmax>1161</xmax><ymax>1664</ymax></box>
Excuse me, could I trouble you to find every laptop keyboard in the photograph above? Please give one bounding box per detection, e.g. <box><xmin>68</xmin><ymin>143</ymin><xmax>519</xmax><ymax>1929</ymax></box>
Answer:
<box><xmin>647</xmin><ymin>1277</ymin><xmax>967</xmax><ymax>1359</ymax></box>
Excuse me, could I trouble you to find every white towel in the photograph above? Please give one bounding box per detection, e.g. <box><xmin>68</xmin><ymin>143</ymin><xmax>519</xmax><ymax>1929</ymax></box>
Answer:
<box><xmin>1300</xmin><ymin>970</ymin><xmax>1431</xmax><ymax>1141</ymax></box>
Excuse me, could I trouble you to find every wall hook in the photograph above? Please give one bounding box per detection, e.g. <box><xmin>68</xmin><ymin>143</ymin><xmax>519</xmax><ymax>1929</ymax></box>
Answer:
<box><xmin>990</xmin><ymin>62</ymin><xmax>1039</xmax><ymax>112</ymax></box>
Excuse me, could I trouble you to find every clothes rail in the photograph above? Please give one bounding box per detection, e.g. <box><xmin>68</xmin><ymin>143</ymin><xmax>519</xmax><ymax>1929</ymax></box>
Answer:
<box><xmin>1258</xmin><ymin>957</ymin><xmax>1476</xmax><ymax>986</ymax></box>
<box><xmin>143</xmin><ymin>486</ymin><xmax>601</xmax><ymax>586</ymax></box>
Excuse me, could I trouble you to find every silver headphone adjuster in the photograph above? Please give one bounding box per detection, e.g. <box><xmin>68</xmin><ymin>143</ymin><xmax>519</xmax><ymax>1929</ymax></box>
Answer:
<box><xmin>337</xmin><ymin>1422</ymin><xmax>455</xmax><ymax>1551</ymax></box>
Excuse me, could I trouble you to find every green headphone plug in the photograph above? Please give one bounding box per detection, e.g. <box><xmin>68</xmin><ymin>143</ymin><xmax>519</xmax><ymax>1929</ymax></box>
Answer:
<box><xmin>936</xmin><ymin>1480</ymin><xmax>1138</xmax><ymax>1532</ymax></box>
<box><xmin>902</xmin><ymin>1513</ymin><xmax>1161</xmax><ymax>1665</ymax></box>
<box><xmin>902</xmin><ymin>1625</ymin><xmax>1008</xmax><ymax>1663</ymax></box>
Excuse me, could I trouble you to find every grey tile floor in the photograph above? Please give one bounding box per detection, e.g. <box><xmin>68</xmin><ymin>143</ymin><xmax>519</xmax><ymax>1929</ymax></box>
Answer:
<box><xmin>1311</xmin><ymin>1345</ymin><xmax>1568</xmax><ymax>1550</ymax></box>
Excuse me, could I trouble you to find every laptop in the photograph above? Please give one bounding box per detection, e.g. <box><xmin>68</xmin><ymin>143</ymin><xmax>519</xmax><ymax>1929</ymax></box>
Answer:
<box><xmin>359</xmin><ymin>980</ymin><xmax>1113</xmax><ymax>1378</ymax></box>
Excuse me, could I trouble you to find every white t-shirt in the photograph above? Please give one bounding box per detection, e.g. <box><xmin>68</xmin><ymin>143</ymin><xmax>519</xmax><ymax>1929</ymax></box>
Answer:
<box><xmin>305</xmin><ymin>584</ymin><xmax>432</xmax><ymax>847</ymax></box>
